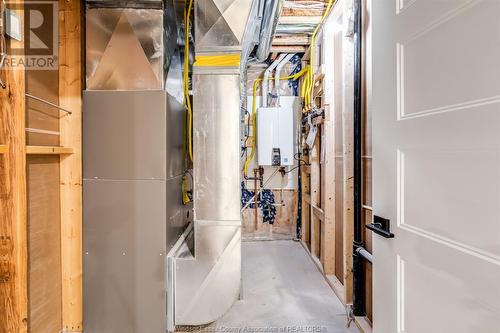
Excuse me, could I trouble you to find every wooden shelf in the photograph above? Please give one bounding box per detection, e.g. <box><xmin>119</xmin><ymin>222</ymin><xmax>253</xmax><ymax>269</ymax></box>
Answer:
<box><xmin>26</xmin><ymin>146</ymin><xmax>74</xmax><ymax>155</ymax></box>
<box><xmin>0</xmin><ymin>145</ymin><xmax>7</xmax><ymax>154</ymax></box>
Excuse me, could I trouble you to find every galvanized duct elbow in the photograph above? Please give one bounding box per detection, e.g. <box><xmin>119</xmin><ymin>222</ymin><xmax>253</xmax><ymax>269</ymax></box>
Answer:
<box><xmin>167</xmin><ymin>1</ymin><xmax>255</xmax><ymax>331</ymax></box>
<box><xmin>167</xmin><ymin>68</ymin><xmax>242</xmax><ymax>330</ymax></box>
<box><xmin>255</xmin><ymin>0</ymin><xmax>284</xmax><ymax>61</ymax></box>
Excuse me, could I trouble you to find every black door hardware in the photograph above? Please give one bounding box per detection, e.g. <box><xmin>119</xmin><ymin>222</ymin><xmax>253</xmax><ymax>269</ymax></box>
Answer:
<box><xmin>366</xmin><ymin>215</ymin><xmax>395</xmax><ymax>238</ymax></box>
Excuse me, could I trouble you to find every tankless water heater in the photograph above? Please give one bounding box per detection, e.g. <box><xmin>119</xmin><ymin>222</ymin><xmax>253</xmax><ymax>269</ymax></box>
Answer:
<box><xmin>257</xmin><ymin>106</ymin><xmax>294</xmax><ymax>166</ymax></box>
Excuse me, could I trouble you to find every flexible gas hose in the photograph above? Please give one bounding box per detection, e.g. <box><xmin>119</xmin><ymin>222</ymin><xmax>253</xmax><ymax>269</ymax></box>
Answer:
<box><xmin>181</xmin><ymin>0</ymin><xmax>194</xmax><ymax>204</ymax></box>
<box><xmin>243</xmin><ymin>66</ymin><xmax>310</xmax><ymax>178</ymax></box>
<box><xmin>184</xmin><ymin>0</ymin><xmax>194</xmax><ymax>161</ymax></box>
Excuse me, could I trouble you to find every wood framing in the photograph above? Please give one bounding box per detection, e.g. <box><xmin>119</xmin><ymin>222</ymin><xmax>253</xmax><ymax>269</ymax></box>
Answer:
<box><xmin>298</xmin><ymin>0</ymin><xmax>358</xmax><ymax>309</ymax></box>
<box><xmin>279</xmin><ymin>15</ymin><xmax>322</xmax><ymax>25</ymax></box>
<box><xmin>0</xmin><ymin>2</ymin><xmax>28</xmax><ymax>332</ymax></box>
<box><xmin>1</xmin><ymin>1</ymin><xmax>83</xmax><ymax>331</ymax></box>
<box><xmin>301</xmin><ymin>170</ymin><xmax>311</xmax><ymax>246</ymax></box>
<box><xmin>320</xmin><ymin>111</ymin><xmax>335</xmax><ymax>275</ymax></box>
<box><xmin>59</xmin><ymin>1</ymin><xmax>83</xmax><ymax>331</ymax></box>
<box><xmin>26</xmin><ymin>146</ymin><xmax>74</xmax><ymax>155</ymax></box>
<box><xmin>309</xmin><ymin>136</ymin><xmax>321</xmax><ymax>258</ymax></box>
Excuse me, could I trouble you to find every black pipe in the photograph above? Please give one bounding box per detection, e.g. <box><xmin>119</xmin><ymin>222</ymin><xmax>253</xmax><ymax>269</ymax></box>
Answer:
<box><xmin>296</xmin><ymin>153</ymin><xmax>303</xmax><ymax>239</ymax></box>
<box><xmin>352</xmin><ymin>0</ymin><xmax>365</xmax><ymax>317</ymax></box>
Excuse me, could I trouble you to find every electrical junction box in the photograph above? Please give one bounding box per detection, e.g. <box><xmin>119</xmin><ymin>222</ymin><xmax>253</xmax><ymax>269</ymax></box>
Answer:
<box><xmin>257</xmin><ymin>106</ymin><xmax>294</xmax><ymax>166</ymax></box>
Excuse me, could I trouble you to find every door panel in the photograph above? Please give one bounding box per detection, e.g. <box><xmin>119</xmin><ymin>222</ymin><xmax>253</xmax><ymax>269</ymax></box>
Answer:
<box><xmin>372</xmin><ymin>0</ymin><xmax>500</xmax><ymax>332</ymax></box>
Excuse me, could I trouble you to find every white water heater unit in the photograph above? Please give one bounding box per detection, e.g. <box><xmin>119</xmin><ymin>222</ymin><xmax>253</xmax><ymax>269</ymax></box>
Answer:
<box><xmin>257</xmin><ymin>106</ymin><xmax>294</xmax><ymax>166</ymax></box>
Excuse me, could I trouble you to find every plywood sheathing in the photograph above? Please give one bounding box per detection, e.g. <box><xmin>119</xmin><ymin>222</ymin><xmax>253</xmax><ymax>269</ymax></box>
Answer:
<box><xmin>242</xmin><ymin>190</ymin><xmax>299</xmax><ymax>240</ymax></box>
<box><xmin>27</xmin><ymin>156</ymin><xmax>63</xmax><ymax>333</ymax></box>
<box><xmin>299</xmin><ymin>0</ymin><xmax>359</xmax><ymax>307</ymax></box>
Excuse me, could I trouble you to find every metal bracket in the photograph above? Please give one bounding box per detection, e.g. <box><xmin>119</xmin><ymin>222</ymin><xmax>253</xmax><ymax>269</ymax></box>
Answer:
<box><xmin>366</xmin><ymin>215</ymin><xmax>395</xmax><ymax>238</ymax></box>
<box><xmin>26</xmin><ymin>93</ymin><xmax>73</xmax><ymax>115</ymax></box>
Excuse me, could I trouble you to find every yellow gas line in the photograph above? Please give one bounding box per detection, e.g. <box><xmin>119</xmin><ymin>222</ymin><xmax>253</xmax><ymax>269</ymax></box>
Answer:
<box><xmin>307</xmin><ymin>0</ymin><xmax>335</xmax><ymax>110</ymax></box>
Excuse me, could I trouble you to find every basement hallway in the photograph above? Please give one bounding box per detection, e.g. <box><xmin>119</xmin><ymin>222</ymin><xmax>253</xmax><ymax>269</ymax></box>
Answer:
<box><xmin>190</xmin><ymin>241</ymin><xmax>360</xmax><ymax>333</ymax></box>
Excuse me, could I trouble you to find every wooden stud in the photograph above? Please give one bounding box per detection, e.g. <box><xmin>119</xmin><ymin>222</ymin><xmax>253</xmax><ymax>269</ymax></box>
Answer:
<box><xmin>301</xmin><ymin>168</ymin><xmax>311</xmax><ymax>246</ymax></box>
<box><xmin>319</xmin><ymin>20</ymin><xmax>336</xmax><ymax>277</ymax></box>
<box><xmin>321</xmin><ymin>117</ymin><xmax>336</xmax><ymax>275</ymax></box>
<box><xmin>26</xmin><ymin>146</ymin><xmax>74</xmax><ymax>155</ymax></box>
<box><xmin>314</xmin><ymin>37</ymin><xmax>335</xmax><ymax>276</ymax></box>
<box><xmin>0</xmin><ymin>1</ymin><xmax>28</xmax><ymax>332</ymax></box>
<box><xmin>309</xmin><ymin>135</ymin><xmax>321</xmax><ymax>258</ymax></box>
<box><xmin>303</xmin><ymin>193</ymin><xmax>311</xmax><ymax>204</ymax></box>
<box><xmin>0</xmin><ymin>145</ymin><xmax>8</xmax><ymax>154</ymax></box>
<box><xmin>282</xmin><ymin>3</ymin><xmax>324</xmax><ymax>17</ymax></box>
<box><xmin>270</xmin><ymin>45</ymin><xmax>308</xmax><ymax>53</ymax></box>
<box><xmin>342</xmin><ymin>28</ymin><xmax>355</xmax><ymax>304</ymax></box>
<box><xmin>59</xmin><ymin>1</ymin><xmax>83</xmax><ymax>331</ymax></box>
<box><xmin>279</xmin><ymin>16</ymin><xmax>322</xmax><ymax>25</ymax></box>
<box><xmin>272</xmin><ymin>35</ymin><xmax>310</xmax><ymax>46</ymax></box>
<box><xmin>312</xmin><ymin>204</ymin><xmax>325</xmax><ymax>221</ymax></box>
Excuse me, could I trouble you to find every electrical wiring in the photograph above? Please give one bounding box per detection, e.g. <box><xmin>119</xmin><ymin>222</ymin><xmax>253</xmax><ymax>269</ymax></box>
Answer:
<box><xmin>284</xmin><ymin>163</ymin><xmax>309</xmax><ymax>175</ymax></box>
<box><xmin>307</xmin><ymin>0</ymin><xmax>335</xmax><ymax>110</ymax></box>
<box><xmin>182</xmin><ymin>169</ymin><xmax>194</xmax><ymax>204</ymax></box>
<box><xmin>184</xmin><ymin>0</ymin><xmax>194</xmax><ymax>161</ymax></box>
<box><xmin>242</xmin><ymin>66</ymin><xmax>310</xmax><ymax>178</ymax></box>
<box><xmin>181</xmin><ymin>0</ymin><xmax>194</xmax><ymax>204</ymax></box>
<box><xmin>182</xmin><ymin>174</ymin><xmax>191</xmax><ymax>204</ymax></box>
<box><xmin>294</xmin><ymin>152</ymin><xmax>309</xmax><ymax>166</ymax></box>
<box><xmin>280</xmin><ymin>153</ymin><xmax>311</xmax><ymax>175</ymax></box>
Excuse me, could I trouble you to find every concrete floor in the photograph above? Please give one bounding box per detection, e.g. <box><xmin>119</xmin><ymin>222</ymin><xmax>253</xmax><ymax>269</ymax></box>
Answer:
<box><xmin>211</xmin><ymin>240</ymin><xmax>359</xmax><ymax>333</ymax></box>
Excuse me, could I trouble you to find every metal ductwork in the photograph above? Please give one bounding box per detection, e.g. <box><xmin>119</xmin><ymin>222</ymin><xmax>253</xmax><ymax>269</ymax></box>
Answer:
<box><xmin>83</xmin><ymin>2</ymin><xmax>190</xmax><ymax>333</ymax></box>
<box><xmin>167</xmin><ymin>0</ymin><xmax>256</xmax><ymax>331</ymax></box>
<box><xmin>254</xmin><ymin>0</ymin><xmax>284</xmax><ymax>61</ymax></box>
<box><xmin>194</xmin><ymin>0</ymin><xmax>254</xmax><ymax>53</ymax></box>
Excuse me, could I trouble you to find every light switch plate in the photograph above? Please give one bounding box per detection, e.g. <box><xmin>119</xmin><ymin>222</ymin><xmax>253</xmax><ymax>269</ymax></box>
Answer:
<box><xmin>5</xmin><ymin>9</ymin><xmax>21</xmax><ymax>41</ymax></box>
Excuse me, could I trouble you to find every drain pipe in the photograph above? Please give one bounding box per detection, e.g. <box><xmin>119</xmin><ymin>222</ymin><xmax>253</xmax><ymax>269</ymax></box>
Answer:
<box><xmin>274</xmin><ymin>53</ymin><xmax>295</xmax><ymax>106</ymax></box>
<box><xmin>355</xmin><ymin>246</ymin><xmax>372</xmax><ymax>264</ymax></box>
<box><xmin>352</xmin><ymin>0</ymin><xmax>366</xmax><ymax>317</ymax></box>
<box><xmin>263</xmin><ymin>53</ymin><xmax>287</xmax><ymax>107</ymax></box>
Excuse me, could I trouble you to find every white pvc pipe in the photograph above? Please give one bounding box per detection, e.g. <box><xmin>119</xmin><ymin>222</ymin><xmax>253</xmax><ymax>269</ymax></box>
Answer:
<box><xmin>262</xmin><ymin>53</ymin><xmax>287</xmax><ymax>107</ymax></box>
<box><xmin>274</xmin><ymin>53</ymin><xmax>294</xmax><ymax>106</ymax></box>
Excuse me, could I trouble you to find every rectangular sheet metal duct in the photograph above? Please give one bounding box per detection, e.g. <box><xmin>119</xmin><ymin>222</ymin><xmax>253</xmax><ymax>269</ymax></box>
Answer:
<box><xmin>167</xmin><ymin>0</ymin><xmax>257</xmax><ymax>330</ymax></box>
<box><xmin>195</xmin><ymin>0</ymin><xmax>254</xmax><ymax>53</ymax></box>
<box><xmin>86</xmin><ymin>7</ymin><xmax>164</xmax><ymax>90</ymax></box>
<box><xmin>193</xmin><ymin>74</ymin><xmax>241</xmax><ymax>221</ymax></box>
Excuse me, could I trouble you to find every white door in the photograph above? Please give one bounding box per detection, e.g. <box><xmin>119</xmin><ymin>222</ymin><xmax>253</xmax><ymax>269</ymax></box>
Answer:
<box><xmin>371</xmin><ymin>0</ymin><xmax>500</xmax><ymax>332</ymax></box>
